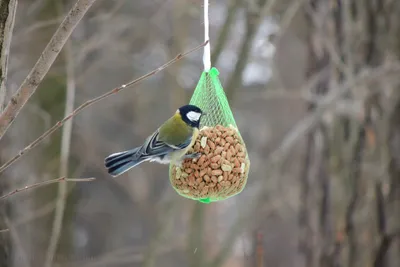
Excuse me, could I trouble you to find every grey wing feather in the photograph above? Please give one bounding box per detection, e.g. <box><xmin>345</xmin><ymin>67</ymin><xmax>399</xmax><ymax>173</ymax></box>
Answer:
<box><xmin>135</xmin><ymin>130</ymin><xmax>192</xmax><ymax>160</ymax></box>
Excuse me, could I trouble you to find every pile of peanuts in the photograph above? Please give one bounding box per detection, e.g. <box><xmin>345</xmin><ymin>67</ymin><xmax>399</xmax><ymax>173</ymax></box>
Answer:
<box><xmin>170</xmin><ymin>125</ymin><xmax>250</xmax><ymax>200</ymax></box>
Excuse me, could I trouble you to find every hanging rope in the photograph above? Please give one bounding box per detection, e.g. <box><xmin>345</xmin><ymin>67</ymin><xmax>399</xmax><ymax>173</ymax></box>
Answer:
<box><xmin>203</xmin><ymin>0</ymin><xmax>211</xmax><ymax>72</ymax></box>
<box><xmin>169</xmin><ymin>0</ymin><xmax>250</xmax><ymax>203</ymax></box>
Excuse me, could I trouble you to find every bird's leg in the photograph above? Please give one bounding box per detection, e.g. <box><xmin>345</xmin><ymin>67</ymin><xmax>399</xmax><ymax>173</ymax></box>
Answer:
<box><xmin>175</xmin><ymin>153</ymin><xmax>201</xmax><ymax>167</ymax></box>
<box><xmin>183</xmin><ymin>152</ymin><xmax>201</xmax><ymax>159</ymax></box>
<box><xmin>175</xmin><ymin>160</ymin><xmax>183</xmax><ymax>168</ymax></box>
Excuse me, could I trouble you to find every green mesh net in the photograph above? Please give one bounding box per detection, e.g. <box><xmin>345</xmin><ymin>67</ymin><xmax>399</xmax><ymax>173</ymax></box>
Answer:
<box><xmin>190</xmin><ymin>68</ymin><xmax>236</xmax><ymax>128</ymax></box>
<box><xmin>169</xmin><ymin>67</ymin><xmax>250</xmax><ymax>203</ymax></box>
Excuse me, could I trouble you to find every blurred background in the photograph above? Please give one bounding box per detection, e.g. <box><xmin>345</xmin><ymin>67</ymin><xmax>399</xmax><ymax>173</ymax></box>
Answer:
<box><xmin>1</xmin><ymin>0</ymin><xmax>400</xmax><ymax>266</ymax></box>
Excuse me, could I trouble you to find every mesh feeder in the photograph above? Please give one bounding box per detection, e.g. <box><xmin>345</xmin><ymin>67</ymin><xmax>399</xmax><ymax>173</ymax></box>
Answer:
<box><xmin>169</xmin><ymin>67</ymin><xmax>250</xmax><ymax>203</ymax></box>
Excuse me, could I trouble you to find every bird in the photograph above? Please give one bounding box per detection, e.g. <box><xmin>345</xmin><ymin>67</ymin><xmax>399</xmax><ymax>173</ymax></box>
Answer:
<box><xmin>104</xmin><ymin>104</ymin><xmax>205</xmax><ymax>177</ymax></box>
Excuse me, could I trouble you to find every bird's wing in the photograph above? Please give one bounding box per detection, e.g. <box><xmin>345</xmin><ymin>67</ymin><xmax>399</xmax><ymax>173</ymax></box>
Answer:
<box><xmin>135</xmin><ymin>130</ymin><xmax>192</xmax><ymax>160</ymax></box>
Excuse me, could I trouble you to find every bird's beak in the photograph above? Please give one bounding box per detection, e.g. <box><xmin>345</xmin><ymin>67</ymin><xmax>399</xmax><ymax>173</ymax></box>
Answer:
<box><xmin>202</xmin><ymin>112</ymin><xmax>208</xmax><ymax>116</ymax></box>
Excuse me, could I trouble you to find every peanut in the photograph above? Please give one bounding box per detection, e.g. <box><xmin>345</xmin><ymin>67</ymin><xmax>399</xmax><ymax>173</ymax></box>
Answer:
<box><xmin>226</xmin><ymin>136</ymin><xmax>234</xmax><ymax>144</ymax></box>
<box><xmin>207</xmin><ymin>140</ymin><xmax>216</xmax><ymax>150</ymax></box>
<box><xmin>211</xmin><ymin>155</ymin><xmax>221</xmax><ymax>163</ymax></box>
<box><xmin>214</xmin><ymin>146</ymin><xmax>224</xmax><ymax>155</ymax></box>
<box><xmin>221</xmin><ymin>164</ymin><xmax>232</xmax><ymax>172</ymax></box>
<box><xmin>219</xmin><ymin>138</ymin><xmax>226</xmax><ymax>146</ymax></box>
<box><xmin>199</xmin><ymin>169</ymin><xmax>207</xmax><ymax>177</ymax></box>
<box><xmin>198</xmin><ymin>155</ymin><xmax>206</xmax><ymax>166</ymax></box>
<box><xmin>234</xmin><ymin>158</ymin><xmax>240</xmax><ymax>168</ymax></box>
<box><xmin>170</xmin><ymin>125</ymin><xmax>250</xmax><ymax>200</ymax></box>
<box><xmin>210</xmin><ymin>163</ymin><xmax>219</xmax><ymax>169</ymax></box>
<box><xmin>211</xmin><ymin>169</ymin><xmax>223</xmax><ymax>176</ymax></box>
<box><xmin>226</xmin><ymin>150</ymin><xmax>232</xmax><ymax>161</ymax></box>
<box><xmin>224</xmin><ymin>142</ymin><xmax>230</xmax><ymax>150</ymax></box>
<box><xmin>201</xmin><ymin>136</ymin><xmax>207</xmax><ymax>148</ymax></box>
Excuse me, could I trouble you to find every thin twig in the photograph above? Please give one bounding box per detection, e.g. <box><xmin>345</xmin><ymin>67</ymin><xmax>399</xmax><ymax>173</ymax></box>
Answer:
<box><xmin>0</xmin><ymin>1</ymin><xmax>18</xmax><ymax>264</ymax></box>
<box><xmin>44</xmin><ymin>8</ymin><xmax>77</xmax><ymax>266</ymax></box>
<box><xmin>0</xmin><ymin>0</ymin><xmax>98</xmax><ymax>140</ymax></box>
<box><xmin>345</xmin><ymin>117</ymin><xmax>367</xmax><ymax>267</ymax></box>
<box><xmin>317</xmin><ymin>127</ymin><xmax>332</xmax><ymax>266</ymax></box>
<box><xmin>0</xmin><ymin>177</ymin><xmax>95</xmax><ymax>201</ymax></box>
<box><xmin>0</xmin><ymin>0</ymin><xmax>17</xmax><ymax>111</ymax></box>
<box><xmin>297</xmin><ymin>130</ymin><xmax>314</xmax><ymax>265</ymax></box>
<box><xmin>0</xmin><ymin>40</ymin><xmax>208</xmax><ymax>174</ymax></box>
<box><xmin>373</xmin><ymin>181</ymin><xmax>387</xmax><ymax>267</ymax></box>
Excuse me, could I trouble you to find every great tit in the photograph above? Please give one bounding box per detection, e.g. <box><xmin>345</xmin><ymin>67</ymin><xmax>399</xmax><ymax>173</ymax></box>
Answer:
<box><xmin>104</xmin><ymin>104</ymin><xmax>205</xmax><ymax>177</ymax></box>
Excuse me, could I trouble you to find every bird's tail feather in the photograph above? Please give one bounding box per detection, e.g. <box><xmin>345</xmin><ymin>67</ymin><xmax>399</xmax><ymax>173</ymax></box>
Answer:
<box><xmin>105</xmin><ymin>148</ymin><xmax>145</xmax><ymax>176</ymax></box>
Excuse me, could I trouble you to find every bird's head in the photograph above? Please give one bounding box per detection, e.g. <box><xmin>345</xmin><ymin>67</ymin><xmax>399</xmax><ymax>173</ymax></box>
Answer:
<box><xmin>176</xmin><ymin>104</ymin><xmax>205</xmax><ymax>128</ymax></box>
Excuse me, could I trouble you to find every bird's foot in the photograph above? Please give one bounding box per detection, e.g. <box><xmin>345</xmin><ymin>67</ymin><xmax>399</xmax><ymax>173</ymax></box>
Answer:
<box><xmin>175</xmin><ymin>153</ymin><xmax>201</xmax><ymax>167</ymax></box>
<box><xmin>184</xmin><ymin>152</ymin><xmax>201</xmax><ymax>159</ymax></box>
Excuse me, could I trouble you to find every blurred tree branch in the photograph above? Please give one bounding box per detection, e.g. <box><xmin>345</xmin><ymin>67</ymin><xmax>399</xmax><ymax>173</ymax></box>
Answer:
<box><xmin>0</xmin><ymin>177</ymin><xmax>95</xmax><ymax>201</ymax></box>
<box><xmin>0</xmin><ymin>0</ymin><xmax>16</xmax><ymax>110</ymax></box>
<box><xmin>211</xmin><ymin>0</ymin><xmax>240</xmax><ymax>66</ymax></box>
<box><xmin>298</xmin><ymin>2</ymin><xmax>330</xmax><ymax>265</ymax></box>
<box><xmin>344</xmin><ymin>110</ymin><xmax>370</xmax><ymax>267</ymax></box>
<box><xmin>0</xmin><ymin>0</ymin><xmax>97</xmax><ymax>141</ymax></box>
<box><xmin>0</xmin><ymin>0</ymin><xmax>17</xmax><ymax>266</ymax></box>
<box><xmin>0</xmin><ymin>41</ymin><xmax>208</xmax><ymax>175</ymax></box>
<box><xmin>188</xmin><ymin>202</ymin><xmax>206</xmax><ymax>267</ymax></box>
<box><xmin>225</xmin><ymin>0</ymin><xmax>268</xmax><ymax>102</ymax></box>
<box><xmin>44</xmin><ymin>5</ymin><xmax>77</xmax><ymax>264</ymax></box>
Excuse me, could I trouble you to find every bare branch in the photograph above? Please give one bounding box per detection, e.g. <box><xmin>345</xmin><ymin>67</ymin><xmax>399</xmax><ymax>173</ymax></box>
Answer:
<box><xmin>0</xmin><ymin>0</ymin><xmax>17</xmax><ymax>111</ymax></box>
<box><xmin>44</xmin><ymin>13</ymin><xmax>77</xmax><ymax>267</ymax></box>
<box><xmin>0</xmin><ymin>40</ymin><xmax>208</xmax><ymax>174</ymax></box>
<box><xmin>0</xmin><ymin>0</ymin><xmax>98</xmax><ymax>140</ymax></box>
<box><xmin>0</xmin><ymin>1</ymin><xmax>18</xmax><ymax>265</ymax></box>
<box><xmin>225</xmin><ymin>0</ymin><xmax>268</xmax><ymax>101</ymax></box>
<box><xmin>373</xmin><ymin>230</ymin><xmax>400</xmax><ymax>267</ymax></box>
<box><xmin>0</xmin><ymin>177</ymin><xmax>95</xmax><ymax>201</ymax></box>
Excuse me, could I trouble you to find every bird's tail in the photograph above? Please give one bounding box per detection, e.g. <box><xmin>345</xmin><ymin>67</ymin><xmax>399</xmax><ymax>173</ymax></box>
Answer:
<box><xmin>104</xmin><ymin>147</ymin><xmax>145</xmax><ymax>177</ymax></box>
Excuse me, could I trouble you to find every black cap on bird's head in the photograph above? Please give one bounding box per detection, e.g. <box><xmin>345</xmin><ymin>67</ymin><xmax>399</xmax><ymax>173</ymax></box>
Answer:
<box><xmin>177</xmin><ymin>104</ymin><xmax>205</xmax><ymax>128</ymax></box>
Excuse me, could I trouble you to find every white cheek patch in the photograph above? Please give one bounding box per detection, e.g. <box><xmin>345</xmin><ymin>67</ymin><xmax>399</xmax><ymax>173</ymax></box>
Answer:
<box><xmin>187</xmin><ymin>111</ymin><xmax>201</xmax><ymax>122</ymax></box>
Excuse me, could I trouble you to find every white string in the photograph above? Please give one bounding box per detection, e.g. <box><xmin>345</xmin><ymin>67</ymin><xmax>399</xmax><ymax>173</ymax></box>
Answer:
<box><xmin>203</xmin><ymin>0</ymin><xmax>211</xmax><ymax>72</ymax></box>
